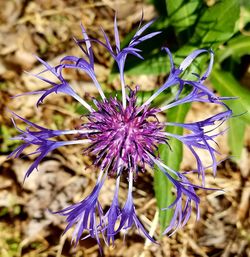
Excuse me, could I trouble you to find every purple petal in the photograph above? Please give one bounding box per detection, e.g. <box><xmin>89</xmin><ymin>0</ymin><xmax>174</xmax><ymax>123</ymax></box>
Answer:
<box><xmin>179</xmin><ymin>49</ymin><xmax>209</xmax><ymax>71</ymax></box>
<box><xmin>52</xmin><ymin>172</ymin><xmax>106</xmax><ymax>248</ymax></box>
<box><xmin>114</xmin><ymin>15</ymin><xmax>120</xmax><ymax>53</ymax></box>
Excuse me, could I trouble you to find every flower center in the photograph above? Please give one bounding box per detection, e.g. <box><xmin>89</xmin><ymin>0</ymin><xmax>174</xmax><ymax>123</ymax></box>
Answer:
<box><xmin>82</xmin><ymin>89</ymin><xmax>167</xmax><ymax>176</ymax></box>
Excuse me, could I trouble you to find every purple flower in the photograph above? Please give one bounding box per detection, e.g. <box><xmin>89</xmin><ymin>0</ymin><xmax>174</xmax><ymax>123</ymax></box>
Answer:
<box><xmin>10</xmin><ymin>15</ymin><xmax>232</xmax><ymax>249</ymax></box>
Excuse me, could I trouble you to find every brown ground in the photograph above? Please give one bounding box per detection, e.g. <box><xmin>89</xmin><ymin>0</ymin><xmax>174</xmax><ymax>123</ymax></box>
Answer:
<box><xmin>0</xmin><ymin>1</ymin><xmax>250</xmax><ymax>257</ymax></box>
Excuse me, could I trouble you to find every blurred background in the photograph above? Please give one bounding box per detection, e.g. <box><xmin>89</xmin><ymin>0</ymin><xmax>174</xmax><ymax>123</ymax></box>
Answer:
<box><xmin>0</xmin><ymin>0</ymin><xmax>250</xmax><ymax>256</ymax></box>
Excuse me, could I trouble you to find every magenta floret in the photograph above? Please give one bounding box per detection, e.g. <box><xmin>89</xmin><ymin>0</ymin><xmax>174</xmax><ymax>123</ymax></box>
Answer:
<box><xmin>82</xmin><ymin>87</ymin><xmax>167</xmax><ymax>176</ymax></box>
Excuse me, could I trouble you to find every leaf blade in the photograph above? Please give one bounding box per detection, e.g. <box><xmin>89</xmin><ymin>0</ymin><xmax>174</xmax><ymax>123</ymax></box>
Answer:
<box><xmin>166</xmin><ymin>0</ymin><xmax>201</xmax><ymax>34</ymax></box>
<box><xmin>210</xmin><ymin>68</ymin><xmax>250</xmax><ymax>123</ymax></box>
<box><xmin>218</xmin><ymin>35</ymin><xmax>250</xmax><ymax>62</ymax></box>
<box><xmin>228</xmin><ymin>118</ymin><xmax>246</xmax><ymax>161</ymax></box>
<box><xmin>191</xmin><ymin>0</ymin><xmax>240</xmax><ymax>48</ymax></box>
<box><xmin>154</xmin><ymin>103</ymin><xmax>190</xmax><ymax>234</ymax></box>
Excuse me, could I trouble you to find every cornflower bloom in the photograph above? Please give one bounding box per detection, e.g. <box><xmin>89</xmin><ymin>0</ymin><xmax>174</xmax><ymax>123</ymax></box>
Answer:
<box><xmin>10</xmin><ymin>16</ymin><xmax>232</xmax><ymax>250</ymax></box>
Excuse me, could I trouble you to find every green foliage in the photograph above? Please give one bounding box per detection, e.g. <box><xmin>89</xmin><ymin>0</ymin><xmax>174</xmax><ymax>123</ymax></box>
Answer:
<box><xmin>218</xmin><ymin>35</ymin><xmax>250</xmax><ymax>62</ymax></box>
<box><xmin>117</xmin><ymin>0</ymin><xmax>240</xmax><ymax>77</ymax></box>
<box><xmin>210</xmin><ymin>68</ymin><xmax>250</xmax><ymax>161</ymax></box>
<box><xmin>167</xmin><ymin>0</ymin><xmax>201</xmax><ymax>34</ymax></box>
<box><xmin>124</xmin><ymin>53</ymin><xmax>170</xmax><ymax>75</ymax></box>
<box><xmin>210</xmin><ymin>68</ymin><xmax>250</xmax><ymax>123</ymax></box>
<box><xmin>147</xmin><ymin>0</ymin><xmax>167</xmax><ymax>16</ymax></box>
<box><xmin>154</xmin><ymin>103</ymin><xmax>190</xmax><ymax>234</ymax></box>
<box><xmin>190</xmin><ymin>0</ymin><xmax>240</xmax><ymax>48</ymax></box>
<box><xmin>0</xmin><ymin>125</ymin><xmax>18</xmax><ymax>153</ymax></box>
<box><xmin>0</xmin><ymin>222</ymin><xmax>21</xmax><ymax>257</ymax></box>
<box><xmin>228</xmin><ymin>118</ymin><xmax>246</xmax><ymax>161</ymax></box>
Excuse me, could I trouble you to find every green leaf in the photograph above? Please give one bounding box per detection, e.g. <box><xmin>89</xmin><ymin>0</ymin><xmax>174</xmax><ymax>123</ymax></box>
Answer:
<box><xmin>166</xmin><ymin>0</ymin><xmax>186</xmax><ymax>16</ymax></box>
<box><xmin>228</xmin><ymin>117</ymin><xmax>246</xmax><ymax>161</ymax></box>
<box><xmin>147</xmin><ymin>0</ymin><xmax>167</xmax><ymax>16</ymax></box>
<box><xmin>119</xmin><ymin>0</ymin><xmax>240</xmax><ymax>77</ymax></box>
<box><xmin>240</xmin><ymin>0</ymin><xmax>250</xmax><ymax>9</ymax></box>
<box><xmin>154</xmin><ymin>103</ymin><xmax>190</xmax><ymax>234</ymax></box>
<box><xmin>123</xmin><ymin>44</ymin><xmax>209</xmax><ymax>77</ymax></box>
<box><xmin>0</xmin><ymin>125</ymin><xmax>18</xmax><ymax>153</ymax></box>
<box><xmin>218</xmin><ymin>35</ymin><xmax>250</xmax><ymax>62</ymax></box>
<box><xmin>235</xmin><ymin>5</ymin><xmax>250</xmax><ymax>33</ymax></box>
<box><xmin>124</xmin><ymin>53</ymin><xmax>170</xmax><ymax>75</ymax></box>
<box><xmin>166</xmin><ymin>0</ymin><xmax>201</xmax><ymax>33</ymax></box>
<box><xmin>210</xmin><ymin>67</ymin><xmax>250</xmax><ymax>123</ymax></box>
<box><xmin>110</xmin><ymin>18</ymin><xmax>170</xmax><ymax>77</ymax></box>
<box><xmin>191</xmin><ymin>0</ymin><xmax>240</xmax><ymax>48</ymax></box>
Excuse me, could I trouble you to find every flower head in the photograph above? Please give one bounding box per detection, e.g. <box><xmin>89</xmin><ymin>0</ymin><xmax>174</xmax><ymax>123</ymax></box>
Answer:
<box><xmin>82</xmin><ymin>87</ymin><xmax>166</xmax><ymax>176</ymax></box>
<box><xmin>10</xmin><ymin>15</ymin><xmax>232</xmax><ymax>250</ymax></box>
